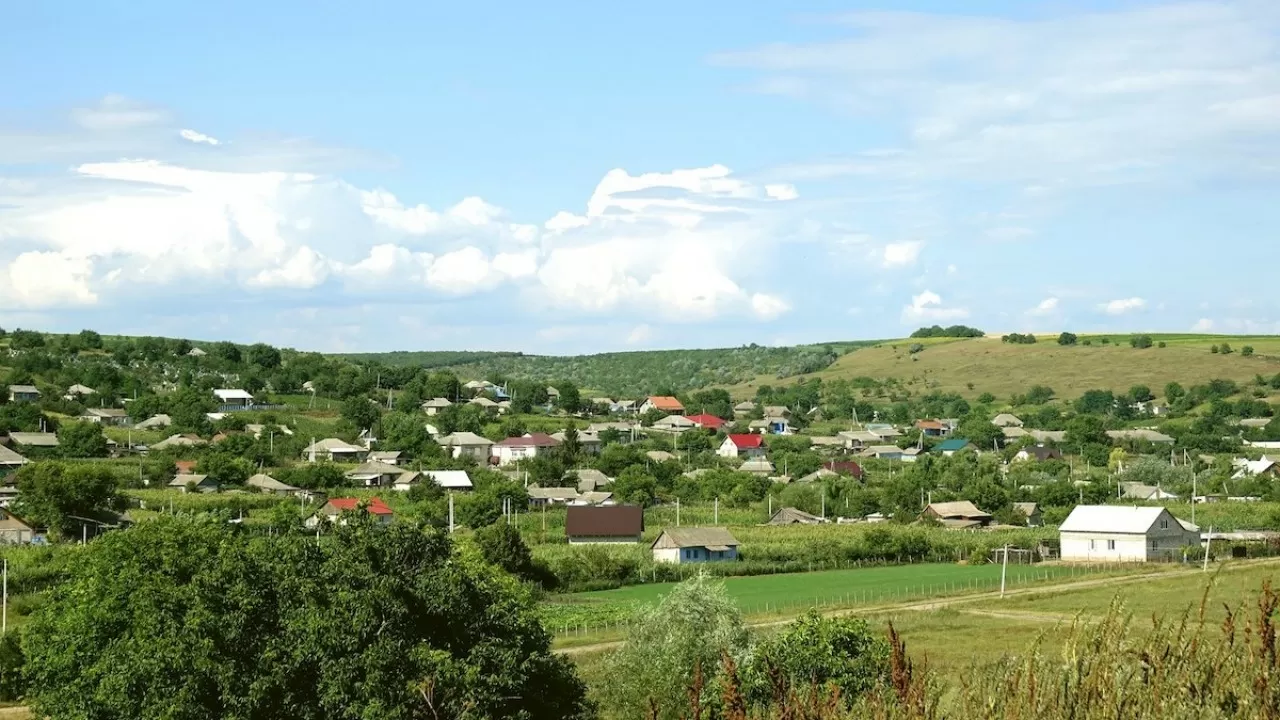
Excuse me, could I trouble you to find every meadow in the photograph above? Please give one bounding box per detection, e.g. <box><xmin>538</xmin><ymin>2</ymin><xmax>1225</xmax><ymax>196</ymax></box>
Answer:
<box><xmin>728</xmin><ymin>333</ymin><xmax>1280</xmax><ymax>400</ymax></box>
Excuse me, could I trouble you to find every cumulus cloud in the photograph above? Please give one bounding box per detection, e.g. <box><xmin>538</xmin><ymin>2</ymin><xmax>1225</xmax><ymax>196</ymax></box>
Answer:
<box><xmin>626</xmin><ymin>324</ymin><xmax>654</xmax><ymax>345</ymax></box>
<box><xmin>902</xmin><ymin>290</ymin><xmax>969</xmax><ymax>322</ymax></box>
<box><xmin>1028</xmin><ymin>297</ymin><xmax>1059</xmax><ymax>316</ymax></box>
<box><xmin>881</xmin><ymin>241</ymin><xmax>923</xmax><ymax>267</ymax></box>
<box><xmin>1100</xmin><ymin>297</ymin><xmax>1147</xmax><ymax>315</ymax></box>
<box><xmin>750</xmin><ymin>293</ymin><xmax>790</xmax><ymax>320</ymax></box>
<box><xmin>1192</xmin><ymin>317</ymin><xmax>1215</xmax><ymax>332</ymax></box>
<box><xmin>179</xmin><ymin>128</ymin><xmax>220</xmax><ymax>146</ymax></box>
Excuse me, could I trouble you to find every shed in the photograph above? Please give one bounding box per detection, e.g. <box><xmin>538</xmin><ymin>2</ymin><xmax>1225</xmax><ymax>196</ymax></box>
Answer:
<box><xmin>0</xmin><ymin>509</ymin><xmax>35</xmax><ymax>544</ymax></box>
<box><xmin>1014</xmin><ymin>502</ymin><xmax>1043</xmax><ymax>527</ymax></box>
<box><xmin>923</xmin><ymin>501</ymin><xmax>993</xmax><ymax>528</ymax></box>
<box><xmin>767</xmin><ymin>507</ymin><xmax>828</xmax><ymax>525</ymax></box>
<box><xmin>246</xmin><ymin>473</ymin><xmax>302</xmax><ymax>495</ymax></box>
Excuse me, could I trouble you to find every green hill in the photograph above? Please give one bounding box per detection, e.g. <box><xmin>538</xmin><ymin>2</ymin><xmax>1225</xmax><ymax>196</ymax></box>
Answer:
<box><xmin>726</xmin><ymin>334</ymin><xmax>1280</xmax><ymax>401</ymax></box>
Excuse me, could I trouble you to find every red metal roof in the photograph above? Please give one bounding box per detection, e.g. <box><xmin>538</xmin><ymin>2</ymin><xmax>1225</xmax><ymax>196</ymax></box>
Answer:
<box><xmin>685</xmin><ymin>414</ymin><xmax>725</xmax><ymax>429</ymax></box>
<box><xmin>727</xmin><ymin>433</ymin><xmax>764</xmax><ymax>449</ymax></box>
<box><xmin>495</xmin><ymin>432</ymin><xmax>561</xmax><ymax>447</ymax></box>
<box><xmin>823</xmin><ymin>460</ymin><xmax>865</xmax><ymax>479</ymax></box>
<box><xmin>327</xmin><ymin>497</ymin><xmax>393</xmax><ymax>515</ymax></box>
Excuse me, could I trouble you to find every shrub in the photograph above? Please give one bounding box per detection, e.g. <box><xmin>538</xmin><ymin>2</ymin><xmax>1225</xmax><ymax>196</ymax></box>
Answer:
<box><xmin>1056</xmin><ymin>332</ymin><xmax>1078</xmax><ymax>346</ymax></box>
<box><xmin>1211</xmin><ymin>345</ymin><xmax>1220</xmax><ymax>354</ymax></box>
<box><xmin>742</xmin><ymin>611</ymin><xmax>890</xmax><ymax>708</ymax></box>
<box><xmin>1243</xmin><ymin>346</ymin><xmax>1255</xmax><ymax>357</ymax></box>
<box><xmin>1129</xmin><ymin>335</ymin><xmax>1154</xmax><ymax>349</ymax></box>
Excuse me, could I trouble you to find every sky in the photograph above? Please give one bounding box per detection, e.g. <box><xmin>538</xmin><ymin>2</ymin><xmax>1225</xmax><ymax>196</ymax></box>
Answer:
<box><xmin>2</xmin><ymin>0</ymin><xmax>1279</xmax><ymax>354</ymax></box>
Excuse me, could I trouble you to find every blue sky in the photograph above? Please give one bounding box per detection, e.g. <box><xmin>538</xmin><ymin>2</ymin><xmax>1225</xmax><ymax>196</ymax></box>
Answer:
<box><xmin>2</xmin><ymin>0</ymin><xmax>1279</xmax><ymax>353</ymax></box>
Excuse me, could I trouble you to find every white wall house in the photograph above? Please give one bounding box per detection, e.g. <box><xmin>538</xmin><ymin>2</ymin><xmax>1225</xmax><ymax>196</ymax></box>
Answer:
<box><xmin>490</xmin><ymin>433</ymin><xmax>561</xmax><ymax>466</ymax></box>
<box><xmin>214</xmin><ymin>388</ymin><xmax>254</xmax><ymax>409</ymax></box>
<box><xmin>1059</xmin><ymin>505</ymin><xmax>1199</xmax><ymax>562</ymax></box>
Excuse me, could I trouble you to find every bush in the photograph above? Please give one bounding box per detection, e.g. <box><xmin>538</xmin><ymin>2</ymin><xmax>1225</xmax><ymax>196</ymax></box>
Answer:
<box><xmin>1158</xmin><ymin>341</ymin><xmax>1167</xmax><ymax>348</ymax></box>
<box><xmin>1056</xmin><ymin>332</ymin><xmax>1078</xmax><ymax>346</ymax></box>
<box><xmin>1001</xmin><ymin>333</ymin><xmax>1037</xmax><ymax>345</ymax></box>
<box><xmin>1211</xmin><ymin>345</ymin><xmax>1220</xmax><ymax>353</ymax></box>
<box><xmin>742</xmin><ymin>610</ymin><xmax>890</xmax><ymax>708</ymax></box>
<box><xmin>1129</xmin><ymin>335</ymin><xmax>1154</xmax><ymax>349</ymax></box>
<box><xmin>1243</xmin><ymin>346</ymin><xmax>1255</xmax><ymax>357</ymax></box>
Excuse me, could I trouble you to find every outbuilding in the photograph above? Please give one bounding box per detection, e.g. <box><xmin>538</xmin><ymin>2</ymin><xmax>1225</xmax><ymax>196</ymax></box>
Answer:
<box><xmin>651</xmin><ymin>527</ymin><xmax>740</xmax><ymax>564</ymax></box>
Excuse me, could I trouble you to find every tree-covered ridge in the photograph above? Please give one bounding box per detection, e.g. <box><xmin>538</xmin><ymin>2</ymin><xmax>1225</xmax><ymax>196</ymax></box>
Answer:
<box><xmin>334</xmin><ymin>349</ymin><xmax>522</xmax><ymax>369</ymax></box>
<box><xmin>346</xmin><ymin>342</ymin><xmax>878</xmax><ymax>395</ymax></box>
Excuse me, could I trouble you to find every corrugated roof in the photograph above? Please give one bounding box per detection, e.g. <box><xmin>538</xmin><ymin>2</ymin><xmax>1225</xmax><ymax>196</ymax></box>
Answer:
<box><xmin>0</xmin><ymin>445</ymin><xmax>29</xmax><ymax>465</ymax></box>
<box><xmin>925</xmin><ymin>501</ymin><xmax>991</xmax><ymax>520</ymax></box>
<box><xmin>9</xmin><ymin>432</ymin><xmax>59</xmax><ymax>447</ymax></box>
<box><xmin>495</xmin><ymin>433</ymin><xmax>560</xmax><ymax>448</ymax></box>
<box><xmin>566</xmin><ymin>505</ymin><xmax>643</xmax><ymax>538</ymax></box>
<box><xmin>325</xmin><ymin>497</ymin><xmax>393</xmax><ymax>515</ymax></box>
<box><xmin>437</xmin><ymin>432</ymin><xmax>493</xmax><ymax>447</ymax></box>
<box><xmin>344</xmin><ymin>461</ymin><xmax>406</xmax><ymax>478</ymax></box>
<box><xmin>651</xmin><ymin>527</ymin><xmax>739</xmax><ymax>549</ymax></box>
<box><xmin>247</xmin><ymin>474</ymin><xmax>299</xmax><ymax>492</ymax></box>
<box><xmin>727</xmin><ymin>434</ymin><xmax>764</xmax><ymax>449</ymax></box>
<box><xmin>1060</xmin><ymin>505</ymin><xmax>1194</xmax><ymax>534</ymax></box>
<box><xmin>645</xmin><ymin>396</ymin><xmax>685</xmax><ymax>412</ymax></box>
<box><xmin>424</xmin><ymin>470</ymin><xmax>472</xmax><ymax>489</ymax></box>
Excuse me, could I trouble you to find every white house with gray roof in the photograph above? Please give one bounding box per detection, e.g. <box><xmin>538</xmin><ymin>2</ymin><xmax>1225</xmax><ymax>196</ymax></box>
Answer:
<box><xmin>1059</xmin><ymin>505</ymin><xmax>1198</xmax><ymax>562</ymax></box>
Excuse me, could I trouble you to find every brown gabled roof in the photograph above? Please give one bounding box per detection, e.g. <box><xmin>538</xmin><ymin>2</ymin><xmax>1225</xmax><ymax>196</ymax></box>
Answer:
<box><xmin>495</xmin><ymin>432</ymin><xmax>561</xmax><ymax>448</ymax></box>
<box><xmin>565</xmin><ymin>505</ymin><xmax>643</xmax><ymax>538</ymax></box>
<box><xmin>651</xmin><ymin>527</ymin><xmax>739</xmax><ymax>550</ymax></box>
<box><xmin>645</xmin><ymin>396</ymin><xmax>685</xmax><ymax>412</ymax></box>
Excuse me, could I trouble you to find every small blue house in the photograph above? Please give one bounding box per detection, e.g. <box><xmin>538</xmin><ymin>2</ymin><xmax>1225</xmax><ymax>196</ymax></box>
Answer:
<box><xmin>651</xmin><ymin>527</ymin><xmax>741</xmax><ymax>564</ymax></box>
<box><xmin>934</xmin><ymin>438</ymin><xmax>979</xmax><ymax>457</ymax></box>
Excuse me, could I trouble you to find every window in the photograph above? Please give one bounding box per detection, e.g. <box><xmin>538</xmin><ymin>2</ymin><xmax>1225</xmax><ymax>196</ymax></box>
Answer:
<box><xmin>1107</xmin><ymin>539</ymin><xmax>1116</xmax><ymax>551</ymax></box>
<box><xmin>1150</xmin><ymin>539</ymin><xmax>1158</xmax><ymax>551</ymax></box>
<box><xmin>1089</xmin><ymin>539</ymin><xmax>1096</xmax><ymax>551</ymax></box>
<box><xmin>1160</xmin><ymin>518</ymin><xmax>1169</xmax><ymax>530</ymax></box>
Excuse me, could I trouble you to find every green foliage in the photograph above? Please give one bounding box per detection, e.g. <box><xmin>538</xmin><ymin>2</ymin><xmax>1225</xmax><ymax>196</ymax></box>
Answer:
<box><xmin>613</xmin><ymin>466</ymin><xmax>658</xmax><ymax>505</ymax></box>
<box><xmin>1129</xmin><ymin>334</ymin><xmax>1154</xmax><ymax>349</ymax></box>
<box><xmin>55</xmin><ymin>420</ymin><xmax>109</xmax><ymax>458</ymax></box>
<box><xmin>742</xmin><ymin>610</ymin><xmax>890</xmax><ymax>707</ymax></box>
<box><xmin>195</xmin><ymin>452</ymin><xmax>254</xmax><ymax>486</ymax></box>
<box><xmin>22</xmin><ymin>516</ymin><xmax>591</xmax><ymax>720</ymax></box>
<box><xmin>601</xmin><ymin>575</ymin><xmax>749</xmax><ymax>719</ymax></box>
<box><xmin>0</xmin><ymin>633</ymin><xmax>25</xmax><ymax>701</ymax></box>
<box><xmin>1220</xmin><ymin>343</ymin><xmax>1235</xmax><ymax>355</ymax></box>
<box><xmin>339</xmin><ymin>396</ymin><xmax>380</xmax><ymax>432</ymax></box>
<box><xmin>379</xmin><ymin>410</ymin><xmax>440</xmax><ymax>458</ymax></box>
<box><xmin>1243</xmin><ymin>345</ymin><xmax>1255</xmax><ymax>356</ymax></box>
<box><xmin>13</xmin><ymin>462</ymin><xmax>122</xmax><ymax>538</ymax></box>
<box><xmin>976</xmin><ymin>392</ymin><xmax>996</xmax><ymax>404</ymax></box>
<box><xmin>1056</xmin><ymin>332</ymin><xmax>1078</xmax><ymax>346</ymax></box>
<box><xmin>472</xmin><ymin>522</ymin><xmax>551</xmax><ymax>586</ymax></box>
<box><xmin>1074</xmin><ymin>389</ymin><xmax>1116</xmax><ymax>415</ymax></box>
<box><xmin>1001</xmin><ymin>333</ymin><xmax>1037</xmax><ymax>344</ymax></box>
<box><xmin>909</xmin><ymin>325</ymin><xmax>984</xmax><ymax>339</ymax></box>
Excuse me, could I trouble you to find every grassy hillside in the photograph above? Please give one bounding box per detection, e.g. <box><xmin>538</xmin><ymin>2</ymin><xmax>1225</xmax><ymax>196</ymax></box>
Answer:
<box><xmin>728</xmin><ymin>334</ymin><xmax>1280</xmax><ymax>400</ymax></box>
<box><xmin>344</xmin><ymin>342</ymin><xmax>880</xmax><ymax>396</ymax></box>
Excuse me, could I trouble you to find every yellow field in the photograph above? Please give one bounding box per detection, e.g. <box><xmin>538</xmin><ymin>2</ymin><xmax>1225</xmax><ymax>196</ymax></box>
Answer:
<box><xmin>730</xmin><ymin>334</ymin><xmax>1280</xmax><ymax>400</ymax></box>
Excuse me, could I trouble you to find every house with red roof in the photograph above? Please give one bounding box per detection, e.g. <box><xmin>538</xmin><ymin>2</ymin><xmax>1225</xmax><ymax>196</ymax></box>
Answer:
<box><xmin>718</xmin><ymin>433</ymin><xmax>766</xmax><ymax>460</ymax></box>
<box><xmin>640</xmin><ymin>396</ymin><xmax>685</xmax><ymax>415</ymax></box>
<box><xmin>685</xmin><ymin>414</ymin><xmax>726</xmax><ymax>430</ymax></box>
<box><xmin>822</xmin><ymin>460</ymin><xmax>865</xmax><ymax>480</ymax></box>
<box><xmin>306</xmin><ymin>497</ymin><xmax>394</xmax><ymax>527</ymax></box>
<box><xmin>915</xmin><ymin>419</ymin><xmax>952</xmax><ymax>437</ymax></box>
<box><xmin>491</xmin><ymin>432</ymin><xmax>561</xmax><ymax>466</ymax></box>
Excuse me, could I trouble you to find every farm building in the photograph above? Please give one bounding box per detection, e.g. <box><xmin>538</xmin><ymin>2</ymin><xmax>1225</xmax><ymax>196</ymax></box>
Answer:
<box><xmin>1059</xmin><ymin>505</ymin><xmax>1199</xmax><ymax>562</ymax></box>
<box><xmin>991</xmin><ymin>413</ymin><xmax>1023</xmax><ymax>428</ymax></box>
<box><xmin>1015</xmin><ymin>445</ymin><xmax>1062</xmax><ymax>462</ymax></box>
<box><xmin>344</xmin><ymin>461</ymin><xmax>405</xmax><ymax>488</ymax></box>
<box><xmin>1014</xmin><ymin>502</ymin><xmax>1043</xmax><ymax>527</ymax></box>
<box><xmin>565</xmin><ymin>505</ymin><xmax>644</xmax><ymax>544</ymax></box>
<box><xmin>934</xmin><ymin>438</ymin><xmax>978</xmax><ymax>456</ymax></box>
<box><xmin>246</xmin><ymin>473</ymin><xmax>302</xmax><ymax>496</ymax></box>
<box><xmin>651</xmin><ymin>527</ymin><xmax>740</xmax><ymax>564</ymax></box>
<box><xmin>302</xmin><ymin>438</ymin><xmax>365</xmax><ymax>462</ymax></box>
<box><xmin>0</xmin><ymin>509</ymin><xmax>34</xmax><ymax>544</ymax></box>
<box><xmin>436</xmin><ymin>432</ymin><xmax>494</xmax><ymax>461</ymax></box>
<box><xmin>528</xmin><ymin>487</ymin><xmax>581</xmax><ymax>506</ymax></box>
<box><xmin>168</xmin><ymin>474</ymin><xmax>217</xmax><ymax>493</ymax></box>
<box><xmin>922</xmin><ymin>501</ymin><xmax>993</xmax><ymax>529</ymax></box>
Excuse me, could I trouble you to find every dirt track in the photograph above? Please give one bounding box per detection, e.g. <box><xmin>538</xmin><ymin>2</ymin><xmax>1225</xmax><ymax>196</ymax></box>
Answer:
<box><xmin>554</xmin><ymin>558</ymin><xmax>1280</xmax><ymax>656</ymax></box>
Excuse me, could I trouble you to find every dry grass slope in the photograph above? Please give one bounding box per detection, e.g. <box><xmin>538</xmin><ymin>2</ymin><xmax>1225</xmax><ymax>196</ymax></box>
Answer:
<box><xmin>730</xmin><ymin>334</ymin><xmax>1280</xmax><ymax>400</ymax></box>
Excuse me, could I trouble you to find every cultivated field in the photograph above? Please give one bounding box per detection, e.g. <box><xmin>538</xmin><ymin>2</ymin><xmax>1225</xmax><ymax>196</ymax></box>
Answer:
<box><xmin>729</xmin><ymin>334</ymin><xmax>1280</xmax><ymax>400</ymax></box>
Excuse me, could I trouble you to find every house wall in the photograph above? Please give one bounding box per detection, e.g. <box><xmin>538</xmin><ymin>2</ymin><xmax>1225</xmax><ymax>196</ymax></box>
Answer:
<box><xmin>716</xmin><ymin>439</ymin><xmax>738</xmax><ymax>458</ymax></box>
<box><xmin>0</xmin><ymin>527</ymin><xmax>33</xmax><ymax>544</ymax></box>
<box><xmin>492</xmin><ymin>445</ymin><xmax>543</xmax><ymax>465</ymax></box>
<box><xmin>654</xmin><ymin>546</ymin><xmax>739</xmax><ymax>564</ymax></box>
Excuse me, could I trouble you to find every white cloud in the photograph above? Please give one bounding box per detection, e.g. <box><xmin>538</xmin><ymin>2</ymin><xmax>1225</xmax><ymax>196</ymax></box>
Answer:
<box><xmin>1100</xmin><ymin>297</ymin><xmax>1147</xmax><ymax>315</ymax></box>
<box><xmin>902</xmin><ymin>290</ymin><xmax>969</xmax><ymax>322</ymax></box>
<box><xmin>626</xmin><ymin>324</ymin><xmax>654</xmax><ymax>345</ymax></box>
<box><xmin>1</xmin><ymin>252</ymin><xmax>98</xmax><ymax>308</ymax></box>
<box><xmin>179</xmin><ymin>128</ymin><xmax>220</xmax><ymax>146</ymax></box>
<box><xmin>1192</xmin><ymin>317</ymin><xmax>1215</xmax><ymax>332</ymax></box>
<box><xmin>1028</xmin><ymin>297</ymin><xmax>1059</xmax><ymax>316</ymax></box>
<box><xmin>71</xmin><ymin>95</ymin><xmax>169</xmax><ymax>130</ymax></box>
<box><xmin>765</xmin><ymin>183</ymin><xmax>799</xmax><ymax>200</ymax></box>
<box><xmin>750</xmin><ymin>293</ymin><xmax>790</xmax><ymax>320</ymax></box>
<box><xmin>881</xmin><ymin>241</ymin><xmax>923</xmax><ymax>267</ymax></box>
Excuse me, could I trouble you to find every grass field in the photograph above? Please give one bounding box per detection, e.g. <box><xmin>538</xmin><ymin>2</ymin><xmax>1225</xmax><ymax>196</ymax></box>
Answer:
<box><xmin>728</xmin><ymin>334</ymin><xmax>1280</xmax><ymax>400</ymax></box>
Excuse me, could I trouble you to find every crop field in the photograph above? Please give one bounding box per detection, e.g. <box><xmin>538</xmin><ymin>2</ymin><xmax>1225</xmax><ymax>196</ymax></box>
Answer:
<box><xmin>728</xmin><ymin>334</ymin><xmax>1280</xmax><ymax>400</ymax></box>
<box><xmin>543</xmin><ymin>561</ymin><xmax>1139</xmax><ymax>638</ymax></box>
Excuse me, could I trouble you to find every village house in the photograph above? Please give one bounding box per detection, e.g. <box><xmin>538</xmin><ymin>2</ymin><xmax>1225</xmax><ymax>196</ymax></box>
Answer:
<box><xmin>422</xmin><ymin>470</ymin><xmax>473</xmax><ymax>491</ymax></box>
<box><xmin>739</xmin><ymin>458</ymin><xmax>775</xmax><ymax>476</ymax></box>
<box><xmin>762</xmin><ymin>415</ymin><xmax>791</xmax><ymax>435</ymax></box>
<box><xmin>135</xmin><ymin>414</ymin><xmax>172</xmax><ymax>430</ymax></box>
<box><xmin>213</xmin><ymin>389</ymin><xmax>254</xmax><ymax>410</ymax></box>
<box><xmin>551</xmin><ymin>428</ymin><xmax>602</xmax><ymax>454</ymax></box>
<box><xmin>436</xmin><ymin>431</ymin><xmax>494</xmax><ymax>461</ymax></box>
<box><xmin>640</xmin><ymin>396</ymin><xmax>685</xmax><ymax>415</ymax></box>
<box><xmin>797</xmin><ymin>468</ymin><xmax>837</xmax><ymax>483</ymax></box>
<box><xmin>1014</xmin><ymin>502</ymin><xmax>1043</xmax><ymax>527</ymax></box>
<box><xmin>820</xmin><ymin>460</ymin><xmax>865</xmax><ymax>480</ymax></box>
<box><xmin>588</xmin><ymin>421</ymin><xmax>639</xmax><ymax>443</ymax></box>
<box><xmin>762</xmin><ymin>406</ymin><xmax>792</xmax><ymax>419</ymax></box>
<box><xmin>8</xmin><ymin>385</ymin><xmax>40</xmax><ymax>403</ymax></box>
<box><xmin>151</xmin><ymin>434</ymin><xmax>207</xmax><ymax>451</ymax></box>
<box><xmin>246</xmin><ymin>473</ymin><xmax>303</xmax><ymax>496</ymax></box>
<box><xmin>168</xmin><ymin>473</ymin><xmax>218</xmax><ymax>493</ymax></box>
<box><xmin>79</xmin><ymin>408</ymin><xmax>130</xmax><ymax>426</ymax></box>
<box><xmin>65</xmin><ymin>384</ymin><xmax>97</xmax><ymax>399</ymax></box>
<box><xmin>733</xmin><ymin>401</ymin><xmax>757</xmax><ymax>417</ymax></box>
<box><xmin>768</xmin><ymin>507</ymin><xmax>828</xmax><ymax>525</ymax></box>
<box><xmin>991</xmin><ymin>413</ymin><xmax>1024</xmax><ymax>428</ymax></box>
<box><xmin>1121</xmin><ymin>482</ymin><xmax>1178</xmax><ymax>501</ymax></box>
<box><xmin>1059</xmin><ymin>505</ymin><xmax>1198</xmax><ymax>562</ymax></box>
<box><xmin>469</xmin><ymin>396</ymin><xmax>499</xmax><ymax>411</ymax></box>
<box><xmin>8</xmin><ymin>432</ymin><xmax>60</xmax><ymax>450</ymax></box>
<box><xmin>915</xmin><ymin>419</ymin><xmax>952</xmax><ymax>437</ymax></box>
<box><xmin>867</xmin><ymin>424</ymin><xmax>903</xmax><ymax>441</ymax></box>
<box><xmin>565</xmin><ymin>505</ymin><xmax>644</xmax><ymax>544</ymax></box>
<box><xmin>344</xmin><ymin>461</ymin><xmax>405</xmax><ymax>487</ymax></box>
<box><xmin>1233</xmin><ymin>457</ymin><xmax>1280</xmax><ymax>480</ymax></box>
<box><xmin>685</xmin><ymin>413</ymin><xmax>726</xmax><ymax>430</ymax></box>
<box><xmin>528</xmin><ymin>487</ymin><xmax>581</xmax><ymax>506</ymax></box>
<box><xmin>651</xmin><ymin>527</ymin><xmax>740</xmax><ymax>564</ymax></box>
<box><xmin>922</xmin><ymin>501</ymin><xmax>993</xmax><ymax>529</ymax></box>
<box><xmin>646</xmin><ymin>450</ymin><xmax>676</xmax><ymax>463</ymax></box>
<box><xmin>421</xmin><ymin>398</ymin><xmax>453</xmax><ymax>415</ymax></box>
<box><xmin>0</xmin><ymin>509</ymin><xmax>35</xmax><ymax>544</ymax></box>
<box><xmin>1014</xmin><ymin>444</ymin><xmax>1063</xmax><ymax>462</ymax></box>
<box><xmin>306</xmin><ymin>497</ymin><xmax>395</xmax><ymax>527</ymax></box>
<box><xmin>611</xmin><ymin>399</ymin><xmax>637</xmax><ymax>414</ymax></box>
<box><xmin>934</xmin><ymin>438</ymin><xmax>978</xmax><ymax>457</ymax></box>
<box><xmin>302</xmin><ymin>438</ymin><xmax>365</xmax><ymax>463</ymax></box>
<box><xmin>491</xmin><ymin>433</ymin><xmax>561</xmax><ymax>465</ymax></box>
<box><xmin>652</xmin><ymin>414</ymin><xmax>697</xmax><ymax>432</ymax></box>
<box><xmin>0</xmin><ymin>445</ymin><xmax>29</xmax><ymax>477</ymax></box>
<box><xmin>718</xmin><ymin>433</ymin><xmax>765</xmax><ymax>459</ymax></box>
<box><xmin>859</xmin><ymin>445</ymin><xmax>904</xmax><ymax>460</ymax></box>
<box><xmin>573</xmin><ymin>491</ymin><xmax>615</xmax><ymax>506</ymax></box>
<box><xmin>838</xmin><ymin>430</ymin><xmax>882</xmax><ymax>451</ymax></box>
<box><xmin>573</xmin><ymin>468</ymin><xmax>613</xmax><ymax>493</ymax></box>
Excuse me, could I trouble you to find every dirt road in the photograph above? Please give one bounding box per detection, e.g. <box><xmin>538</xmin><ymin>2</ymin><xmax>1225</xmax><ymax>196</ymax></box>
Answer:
<box><xmin>554</xmin><ymin>558</ymin><xmax>1280</xmax><ymax>656</ymax></box>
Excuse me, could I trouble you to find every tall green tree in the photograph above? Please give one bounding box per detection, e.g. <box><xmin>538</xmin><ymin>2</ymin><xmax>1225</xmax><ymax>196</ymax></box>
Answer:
<box><xmin>56</xmin><ymin>420</ymin><xmax>109</xmax><ymax>458</ymax></box>
<box><xmin>741</xmin><ymin>610</ymin><xmax>890</xmax><ymax>707</ymax></box>
<box><xmin>13</xmin><ymin>462</ymin><xmax>122</xmax><ymax>538</ymax></box>
<box><xmin>340</xmin><ymin>396</ymin><xmax>381</xmax><ymax>433</ymax></box>
<box><xmin>22</xmin><ymin>516</ymin><xmax>591</xmax><ymax>720</ymax></box>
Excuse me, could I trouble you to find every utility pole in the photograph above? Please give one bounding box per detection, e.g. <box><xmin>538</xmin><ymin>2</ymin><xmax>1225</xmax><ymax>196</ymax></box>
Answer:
<box><xmin>1204</xmin><ymin>526</ymin><xmax>1213</xmax><ymax>572</ymax></box>
<box><xmin>449</xmin><ymin>494</ymin><xmax>455</xmax><ymax>534</ymax></box>
<box><xmin>676</xmin><ymin>497</ymin><xmax>681</xmax><ymax>527</ymax></box>
<box><xmin>714</xmin><ymin>497</ymin><xmax>718</xmax><ymax>525</ymax></box>
<box><xmin>2</xmin><ymin>558</ymin><xmax>7</xmax><ymax>636</ymax></box>
<box><xmin>1000</xmin><ymin>544</ymin><xmax>1009</xmax><ymax>598</ymax></box>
